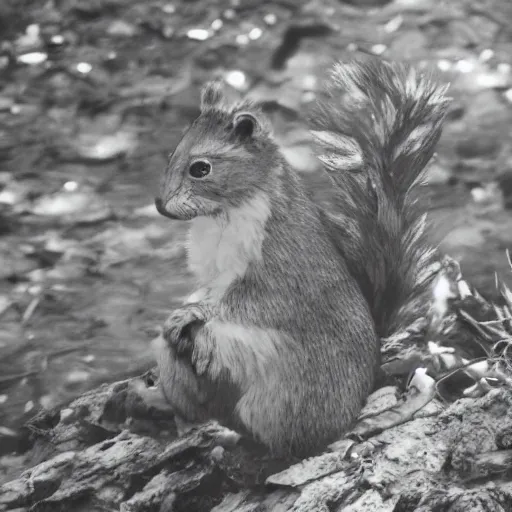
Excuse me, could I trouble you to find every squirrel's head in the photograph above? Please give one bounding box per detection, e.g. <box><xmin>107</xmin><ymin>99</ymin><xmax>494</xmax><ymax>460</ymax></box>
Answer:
<box><xmin>155</xmin><ymin>81</ymin><xmax>280</xmax><ymax>221</ymax></box>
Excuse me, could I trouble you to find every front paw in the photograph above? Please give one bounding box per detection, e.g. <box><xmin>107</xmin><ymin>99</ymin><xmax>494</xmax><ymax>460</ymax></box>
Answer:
<box><xmin>163</xmin><ymin>304</ymin><xmax>207</xmax><ymax>355</ymax></box>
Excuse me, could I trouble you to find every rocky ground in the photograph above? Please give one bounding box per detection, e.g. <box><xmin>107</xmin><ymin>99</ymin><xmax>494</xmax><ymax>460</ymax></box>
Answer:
<box><xmin>1</xmin><ymin>0</ymin><xmax>512</xmax><ymax>508</ymax></box>
<box><xmin>2</xmin><ymin>260</ymin><xmax>512</xmax><ymax>511</ymax></box>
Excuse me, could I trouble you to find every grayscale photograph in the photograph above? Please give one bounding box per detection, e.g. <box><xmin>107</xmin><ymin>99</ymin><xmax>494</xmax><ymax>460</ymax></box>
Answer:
<box><xmin>1</xmin><ymin>0</ymin><xmax>512</xmax><ymax>510</ymax></box>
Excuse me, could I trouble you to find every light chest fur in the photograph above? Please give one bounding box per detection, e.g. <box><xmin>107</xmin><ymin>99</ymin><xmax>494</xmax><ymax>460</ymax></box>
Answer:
<box><xmin>185</xmin><ymin>193</ymin><xmax>271</xmax><ymax>304</ymax></box>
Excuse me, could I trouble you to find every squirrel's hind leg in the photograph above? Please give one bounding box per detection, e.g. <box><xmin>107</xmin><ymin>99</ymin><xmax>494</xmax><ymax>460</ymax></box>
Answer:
<box><xmin>192</xmin><ymin>321</ymin><xmax>327</xmax><ymax>456</ymax></box>
<box><xmin>191</xmin><ymin>319</ymin><xmax>284</xmax><ymax>382</ymax></box>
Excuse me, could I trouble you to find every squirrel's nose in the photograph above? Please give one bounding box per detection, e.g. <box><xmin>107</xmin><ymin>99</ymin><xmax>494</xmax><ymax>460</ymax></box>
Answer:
<box><xmin>154</xmin><ymin>197</ymin><xmax>164</xmax><ymax>212</ymax></box>
<box><xmin>155</xmin><ymin>197</ymin><xmax>169</xmax><ymax>217</ymax></box>
<box><xmin>155</xmin><ymin>197</ymin><xmax>179</xmax><ymax>219</ymax></box>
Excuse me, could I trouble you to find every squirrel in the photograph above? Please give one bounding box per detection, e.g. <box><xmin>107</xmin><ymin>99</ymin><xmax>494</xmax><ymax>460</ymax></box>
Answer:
<box><xmin>152</xmin><ymin>59</ymin><xmax>449</xmax><ymax>457</ymax></box>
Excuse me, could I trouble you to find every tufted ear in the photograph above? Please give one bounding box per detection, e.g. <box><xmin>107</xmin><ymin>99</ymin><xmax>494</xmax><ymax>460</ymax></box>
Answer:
<box><xmin>200</xmin><ymin>81</ymin><xmax>225</xmax><ymax>111</ymax></box>
<box><xmin>233</xmin><ymin>112</ymin><xmax>259</xmax><ymax>140</ymax></box>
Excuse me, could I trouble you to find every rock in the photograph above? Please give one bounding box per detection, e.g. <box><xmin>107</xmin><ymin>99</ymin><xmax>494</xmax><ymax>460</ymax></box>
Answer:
<box><xmin>266</xmin><ymin>452</ymin><xmax>348</xmax><ymax>487</ymax></box>
<box><xmin>456</xmin><ymin>136</ymin><xmax>500</xmax><ymax>159</ymax></box>
<box><xmin>30</xmin><ymin>185</ymin><xmax>112</xmax><ymax>224</ymax></box>
<box><xmin>339</xmin><ymin>0</ymin><xmax>391</xmax><ymax>6</ymax></box>
<box><xmin>74</xmin><ymin>131</ymin><xmax>137</xmax><ymax>162</ymax></box>
<box><xmin>425</xmin><ymin>161</ymin><xmax>453</xmax><ymax>185</ymax></box>
<box><xmin>337</xmin><ymin>490</ymin><xmax>395</xmax><ymax>512</ymax></box>
<box><xmin>454</xmin><ymin>90</ymin><xmax>512</xmax><ymax>161</ymax></box>
<box><xmin>107</xmin><ymin>20</ymin><xmax>138</xmax><ymax>37</ymax></box>
<box><xmin>358</xmin><ymin>386</ymin><xmax>399</xmax><ymax>418</ymax></box>
<box><xmin>2</xmin><ymin>347</ymin><xmax>512</xmax><ymax>512</ymax></box>
<box><xmin>390</xmin><ymin>30</ymin><xmax>428</xmax><ymax>61</ymax></box>
<box><xmin>0</xmin><ymin>97</ymin><xmax>14</xmax><ymax>112</ymax></box>
<box><xmin>0</xmin><ymin>241</ymin><xmax>39</xmax><ymax>279</ymax></box>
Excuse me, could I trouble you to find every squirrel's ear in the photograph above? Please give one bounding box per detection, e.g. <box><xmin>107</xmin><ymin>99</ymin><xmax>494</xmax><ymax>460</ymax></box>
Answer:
<box><xmin>233</xmin><ymin>113</ymin><xmax>259</xmax><ymax>139</ymax></box>
<box><xmin>201</xmin><ymin>81</ymin><xmax>225</xmax><ymax>111</ymax></box>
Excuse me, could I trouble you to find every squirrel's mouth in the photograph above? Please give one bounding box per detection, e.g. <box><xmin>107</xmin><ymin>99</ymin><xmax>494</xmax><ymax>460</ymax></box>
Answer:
<box><xmin>154</xmin><ymin>197</ymin><xmax>197</xmax><ymax>221</ymax></box>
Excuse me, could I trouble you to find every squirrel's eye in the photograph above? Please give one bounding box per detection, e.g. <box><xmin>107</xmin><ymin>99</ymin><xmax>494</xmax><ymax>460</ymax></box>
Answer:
<box><xmin>189</xmin><ymin>160</ymin><xmax>211</xmax><ymax>179</ymax></box>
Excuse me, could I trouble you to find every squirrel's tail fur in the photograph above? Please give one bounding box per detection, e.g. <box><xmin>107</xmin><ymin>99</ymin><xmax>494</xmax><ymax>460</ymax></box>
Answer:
<box><xmin>310</xmin><ymin>60</ymin><xmax>450</xmax><ymax>337</ymax></box>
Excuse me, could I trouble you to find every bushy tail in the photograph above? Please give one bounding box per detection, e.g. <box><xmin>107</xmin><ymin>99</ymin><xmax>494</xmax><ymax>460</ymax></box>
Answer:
<box><xmin>310</xmin><ymin>59</ymin><xmax>450</xmax><ymax>337</ymax></box>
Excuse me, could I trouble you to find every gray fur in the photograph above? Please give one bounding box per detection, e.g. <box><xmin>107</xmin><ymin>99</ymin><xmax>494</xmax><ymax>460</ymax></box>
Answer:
<box><xmin>154</xmin><ymin>59</ymin><xmax>448</xmax><ymax>456</ymax></box>
<box><xmin>200</xmin><ymin>81</ymin><xmax>225</xmax><ymax>111</ymax></box>
<box><xmin>310</xmin><ymin>59</ymin><xmax>449</xmax><ymax>335</ymax></box>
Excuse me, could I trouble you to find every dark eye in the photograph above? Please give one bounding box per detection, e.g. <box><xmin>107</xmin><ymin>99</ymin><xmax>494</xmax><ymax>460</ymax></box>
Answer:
<box><xmin>189</xmin><ymin>160</ymin><xmax>211</xmax><ymax>179</ymax></box>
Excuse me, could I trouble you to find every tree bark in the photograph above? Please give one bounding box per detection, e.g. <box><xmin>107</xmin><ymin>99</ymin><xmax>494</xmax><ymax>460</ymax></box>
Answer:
<box><xmin>2</xmin><ymin>374</ymin><xmax>512</xmax><ymax>512</ymax></box>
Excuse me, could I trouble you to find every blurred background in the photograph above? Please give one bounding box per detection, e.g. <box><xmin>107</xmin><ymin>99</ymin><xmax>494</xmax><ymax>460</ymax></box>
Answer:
<box><xmin>1</xmin><ymin>0</ymin><xmax>512</xmax><ymax>464</ymax></box>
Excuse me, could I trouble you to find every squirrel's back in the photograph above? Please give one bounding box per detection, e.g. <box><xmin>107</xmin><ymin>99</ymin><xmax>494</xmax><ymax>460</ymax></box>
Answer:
<box><xmin>154</xmin><ymin>59</ymin><xmax>449</xmax><ymax>456</ymax></box>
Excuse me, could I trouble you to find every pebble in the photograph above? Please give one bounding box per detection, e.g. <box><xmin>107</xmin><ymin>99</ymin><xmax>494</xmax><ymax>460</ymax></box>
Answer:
<box><xmin>187</xmin><ymin>29</ymin><xmax>210</xmax><ymax>41</ymax></box>
<box><xmin>210</xmin><ymin>446</ymin><xmax>224</xmax><ymax>461</ymax></box>
<box><xmin>211</xmin><ymin>19</ymin><xmax>223</xmax><ymax>31</ymax></box>
<box><xmin>39</xmin><ymin>394</ymin><xmax>54</xmax><ymax>409</ymax></box>
<box><xmin>479</xmin><ymin>49</ymin><xmax>494</xmax><ymax>62</ymax></box>
<box><xmin>248</xmin><ymin>27</ymin><xmax>262</xmax><ymax>40</ymax></box>
<box><xmin>161</xmin><ymin>4</ymin><xmax>175</xmax><ymax>14</ymax></box>
<box><xmin>437</xmin><ymin>59</ymin><xmax>452</xmax><ymax>72</ymax></box>
<box><xmin>60</xmin><ymin>408</ymin><xmax>74</xmax><ymax>423</ymax></box>
<box><xmin>370</xmin><ymin>44</ymin><xmax>387</xmax><ymax>56</ymax></box>
<box><xmin>264</xmin><ymin>13</ymin><xmax>277</xmax><ymax>25</ymax></box>
<box><xmin>455</xmin><ymin>59</ymin><xmax>475</xmax><ymax>74</ymax></box>
<box><xmin>224</xmin><ymin>70</ymin><xmax>247</xmax><ymax>90</ymax></box>
<box><xmin>236</xmin><ymin>34</ymin><xmax>249</xmax><ymax>45</ymax></box>
<box><xmin>0</xmin><ymin>97</ymin><xmax>14</xmax><ymax>111</ymax></box>
<box><xmin>17</xmin><ymin>52</ymin><xmax>47</xmax><ymax>65</ymax></box>
<box><xmin>50</xmin><ymin>34</ymin><xmax>65</xmax><ymax>46</ymax></box>
<box><xmin>16</xmin><ymin>24</ymin><xmax>41</xmax><ymax>50</ymax></box>
<box><xmin>223</xmin><ymin>9</ymin><xmax>236</xmax><ymax>20</ymax></box>
<box><xmin>76</xmin><ymin>62</ymin><xmax>92</xmax><ymax>74</ymax></box>
<box><xmin>384</xmin><ymin>15</ymin><xmax>403</xmax><ymax>33</ymax></box>
<box><xmin>75</xmin><ymin>131</ymin><xmax>137</xmax><ymax>161</ymax></box>
<box><xmin>107</xmin><ymin>20</ymin><xmax>138</xmax><ymax>37</ymax></box>
<box><xmin>66</xmin><ymin>370</ymin><xmax>90</xmax><ymax>384</ymax></box>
